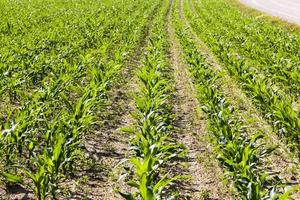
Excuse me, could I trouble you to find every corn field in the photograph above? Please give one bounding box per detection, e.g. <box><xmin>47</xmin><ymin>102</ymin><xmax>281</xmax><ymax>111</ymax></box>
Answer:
<box><xmin>0</xmin><ymin>0</ymin><xmax>299</xmax><ymax>199</ymax></box>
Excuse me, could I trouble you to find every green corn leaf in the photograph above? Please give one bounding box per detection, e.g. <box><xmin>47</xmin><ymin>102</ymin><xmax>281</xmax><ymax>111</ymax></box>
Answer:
<box><xmin>127</xmin><ymin>180</ymin><xmax>139</xmax><ymax>189</ymax></box>
<box><xmin>117</xmin><ymin>191</ymin><xmax>136</xmax><ymax>200</ymax></box>
<box><xmin>140</xmin><ymin>173</ymin><xmax>154</xmax><ymax>200</ymax></box>
<box><xmin>1</xmin><ymin>172</ymin><xmax>23</xmax><ymax>184</ymax></box>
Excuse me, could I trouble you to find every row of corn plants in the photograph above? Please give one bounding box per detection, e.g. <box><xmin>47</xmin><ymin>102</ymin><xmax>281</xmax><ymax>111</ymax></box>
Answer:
<box><xmin>171</xmin><ymin>1</ymin><xmax>299</xmax><ymax>199</ymax></box>
<box><xmin>189</xmin><ymin>0</ymin><xmax>300</xmax><ymax>98</ymax></box>
<box><xmin>0</xmin><ymin>0</ymin><xmax>160</xmax><ymax>199</ymax></box>
<box><xmin>118</xmin><ymin>0</ymin><xmax>184</xmax><ymax>199</ymax></box>
<box><xmin>183</xmin><ymin>0</ymin><xmax>300</xmax><ymax>157</ymax></box>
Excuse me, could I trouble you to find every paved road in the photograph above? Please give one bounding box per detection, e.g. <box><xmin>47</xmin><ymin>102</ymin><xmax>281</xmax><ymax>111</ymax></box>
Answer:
<box><xmin>240</xmin><ymin>0</ymin><xmax>300</xmax><ymax>24</ymax></box>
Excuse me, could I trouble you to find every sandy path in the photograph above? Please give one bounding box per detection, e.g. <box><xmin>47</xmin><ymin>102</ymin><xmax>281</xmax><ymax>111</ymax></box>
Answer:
<box><xmin>240</xmin><ymin>0</ymin><xmax>300</xmax><ymax>24</ymax></box>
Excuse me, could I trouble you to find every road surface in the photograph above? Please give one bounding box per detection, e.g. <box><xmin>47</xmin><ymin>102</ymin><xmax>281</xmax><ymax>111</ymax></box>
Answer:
<box><xmin>240</xmin><ymin>0</ymin><xmax>300</xmax><ymax>24</ymax></box>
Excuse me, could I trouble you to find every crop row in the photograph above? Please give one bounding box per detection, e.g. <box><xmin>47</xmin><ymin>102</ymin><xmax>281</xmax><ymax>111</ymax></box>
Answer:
<box><xmin>118</xmin><ymin>0</ymin><xmax>184</xmax><ymax>199</ymax></box>
<box><xmin>0</xmin><ymin>0</ymin><xmax>159</xmax><ymax>199</ymax></box>
<box><xmin>171</xmin><ymin>0</ymin><xmax>297</xmax><ymax>199</ymax></box>
<box><xmin>184</xmin><ymin>0</ymin><xmax>300</xmax><ymax>157</ymax></box>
